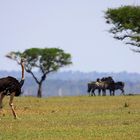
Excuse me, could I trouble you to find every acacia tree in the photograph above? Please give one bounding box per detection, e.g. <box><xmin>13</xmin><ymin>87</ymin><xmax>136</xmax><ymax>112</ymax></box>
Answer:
<box><xmin>7</xmin><ymin>48</ymin><xmax>72</xmax><ymax>97</ymax></box>
<box><xmin>105</xmin><ymin>6</ymin><xmax>140</xmax><ymax>51</ymax></box>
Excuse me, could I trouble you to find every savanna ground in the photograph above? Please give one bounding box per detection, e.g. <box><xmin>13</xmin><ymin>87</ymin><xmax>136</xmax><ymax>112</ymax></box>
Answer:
<box><xmin>0</xmin><ymin>95</ymin><xmax>140</xmax><ymax>140</ymax></box>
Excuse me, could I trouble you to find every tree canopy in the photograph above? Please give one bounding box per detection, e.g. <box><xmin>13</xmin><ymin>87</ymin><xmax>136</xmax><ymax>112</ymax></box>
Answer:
<box><xmin>105</xmin><ymin>5</ymin><xmax>140</xmax><ymax>51</ymax></box>
<box><xmin>7</xmin><ymin>48</ymin><xmax>72</xmax><ymax>97</ymax></box>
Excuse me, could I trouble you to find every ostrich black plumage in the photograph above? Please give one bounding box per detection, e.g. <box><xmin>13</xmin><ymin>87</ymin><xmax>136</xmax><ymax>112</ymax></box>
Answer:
<box><xmin>0</xmin><ymin>59</ymin><xmax>24</xmax><ymax>119</ymax></box>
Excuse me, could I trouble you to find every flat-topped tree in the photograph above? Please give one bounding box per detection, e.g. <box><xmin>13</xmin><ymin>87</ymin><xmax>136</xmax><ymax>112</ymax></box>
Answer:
<box><xmin>105</xmin><ymin>6</ymin><xmax>140</xmax><ymax>51</ymax></box>
<box><xmin>7</xmin><ymin>48</ymin><xmax>72</xmax><ymax>97</ymax></box>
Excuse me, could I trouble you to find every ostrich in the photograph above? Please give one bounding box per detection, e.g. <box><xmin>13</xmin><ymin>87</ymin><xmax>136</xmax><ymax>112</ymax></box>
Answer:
<box><xmin>0</xmin><ymin>59</ymin><xmax>25</xmax><ymax>119</ymax></box>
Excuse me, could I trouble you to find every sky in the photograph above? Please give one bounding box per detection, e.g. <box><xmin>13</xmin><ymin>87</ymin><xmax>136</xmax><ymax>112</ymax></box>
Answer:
<box><xmin>0</xmin><ymin>0</ymin><xmax>140</xmax><ymax>73</ymax></box>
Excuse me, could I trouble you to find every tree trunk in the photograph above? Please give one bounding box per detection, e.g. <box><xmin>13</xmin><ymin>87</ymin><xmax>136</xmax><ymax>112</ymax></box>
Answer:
<box><xmin>37</xmin><ymin>83</ymin><xmax>42</xmax><ymax>98</ymax></box>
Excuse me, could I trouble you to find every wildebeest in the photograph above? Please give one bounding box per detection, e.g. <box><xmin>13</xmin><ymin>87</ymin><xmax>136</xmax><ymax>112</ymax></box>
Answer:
<box><xmin>87</xmin><ymin>82</ymin><xmax>101</xmax><ymax>96</ymax></box>
<box><xmin>87</xmin><ymin>77</ymin><xmax>114</xmax><ymax>96</ymax></box>
<box><xmin>96</xmin><ymin>76</ymin><xmax>115</xmax><ymax>96</ymax></box>
<box><xmin>87</xmin><ymin>77</ymin><xmax>125</xmax><ymax>96</ymax></box>
<box><xmin>110</xmin><ymin>81</ymin><xmax>125</xmax><ymax>95</ymax></box>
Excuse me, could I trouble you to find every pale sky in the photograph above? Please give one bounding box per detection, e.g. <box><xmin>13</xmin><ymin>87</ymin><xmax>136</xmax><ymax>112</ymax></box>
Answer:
<box><xmin>0</xmin><ymin>0</ymin><xmax>140</xmax><ymax>73</ymax></box>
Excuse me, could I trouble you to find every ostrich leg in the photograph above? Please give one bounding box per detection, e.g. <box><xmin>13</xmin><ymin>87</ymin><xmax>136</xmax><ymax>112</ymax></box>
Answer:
<box><xmin>9</xmin><ymin>92</ymin><xmax>17</xmax><ymax>119</ymax></box>
<box><xmin>0</xmin><ymin>93</ymin><xmax>5</xmax><ymax>109</ymax></box>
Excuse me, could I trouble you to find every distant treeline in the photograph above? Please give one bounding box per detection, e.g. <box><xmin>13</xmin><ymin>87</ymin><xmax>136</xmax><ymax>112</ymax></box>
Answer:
<box><xmin>0</xmin><ymin>71</ymin><xmax>140</xmax><ymax>97</ymax></box>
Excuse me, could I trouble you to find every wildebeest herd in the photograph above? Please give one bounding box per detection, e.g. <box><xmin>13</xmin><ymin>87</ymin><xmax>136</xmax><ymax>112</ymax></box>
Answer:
<box><xmin>87</xmin><ymin>76</ymin><xmax>125</xmax><ymax>96</ymax></box>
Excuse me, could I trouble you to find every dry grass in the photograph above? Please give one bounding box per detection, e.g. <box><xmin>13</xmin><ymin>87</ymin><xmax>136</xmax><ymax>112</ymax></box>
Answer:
<box><xmin>0</xmin><ymin>95</ymin><xmax>140</xmax><ymax>140</ymax></box>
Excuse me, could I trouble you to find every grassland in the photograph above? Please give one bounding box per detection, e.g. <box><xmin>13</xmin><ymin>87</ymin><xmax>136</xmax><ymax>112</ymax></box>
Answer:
<box><xmin>0</xmin><ymin>95</ymin><xmax>140</xmax><ymax>140</ymax></box>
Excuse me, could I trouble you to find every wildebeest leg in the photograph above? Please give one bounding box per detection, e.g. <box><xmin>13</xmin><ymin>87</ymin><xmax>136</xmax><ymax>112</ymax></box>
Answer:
<box><xmin>120</xmin><ymin>89</ymin><xmax>125</xmax><ymax>95</ymax></box>
<box><xmin>102</xmin><ymin>89</ymin><xmax>106</xmax><ymax>96</ymax></box>
<box><xmin>91</xmin><ymin>89</ymin><xmax>95</xmax><ymax>96</ymax></box>
<box><xmin>112</xmin><ymin>90</ymin><xmax>115</xmax><ymax>96</ymax></box>
<box><xmin>9</xmin><ymin>92</ymin><xmax>17</xmax><ymax>119</ymax></box>
<box><xmin>102</xmin><ymin>89</ymin><xmax>104</xmax><ymax>96</ymax></box>
<box><xmin>88</xmin><ymin>89</ymin><xmax>92</xmax><ymax>96</ymax></box>
<box><xmin>110</xmin><ymin>90</ymin><xmax>115</xmax><ymax>96</ymax></box>
<box><xmin>93</xmin><ymin>89</ymin><xmax>96</xmax><ymax>96</ymax></box>
<box><xmin>98</xmin><ymin>89</ymin><xmax>101</xmax><ymax>96</ymax></box>
<box><xmin>88</xmin><ymin>91</ymin><xmax>90</xmax><ymax>96</ymax></box>
<box><xmin>89</xmin><ymin>89</ymin><xmax>92</xmax><ymax>96</ymax></box>
<box><xmin>104</xmin><ymin>90</ymin><xmax>107</xmax><ymax>96</ymax></box>
<box><xmin>109</xmin><ymin>90</ymin><xmax>112</xmax><ymax>96</ymax></box>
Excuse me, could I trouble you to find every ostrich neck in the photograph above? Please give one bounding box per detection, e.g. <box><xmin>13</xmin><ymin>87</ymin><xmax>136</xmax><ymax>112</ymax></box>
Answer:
<box><xmin>21</xmin><ymin>62</ymin><xmax>24</xmax><ymax>80</ymax></box>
